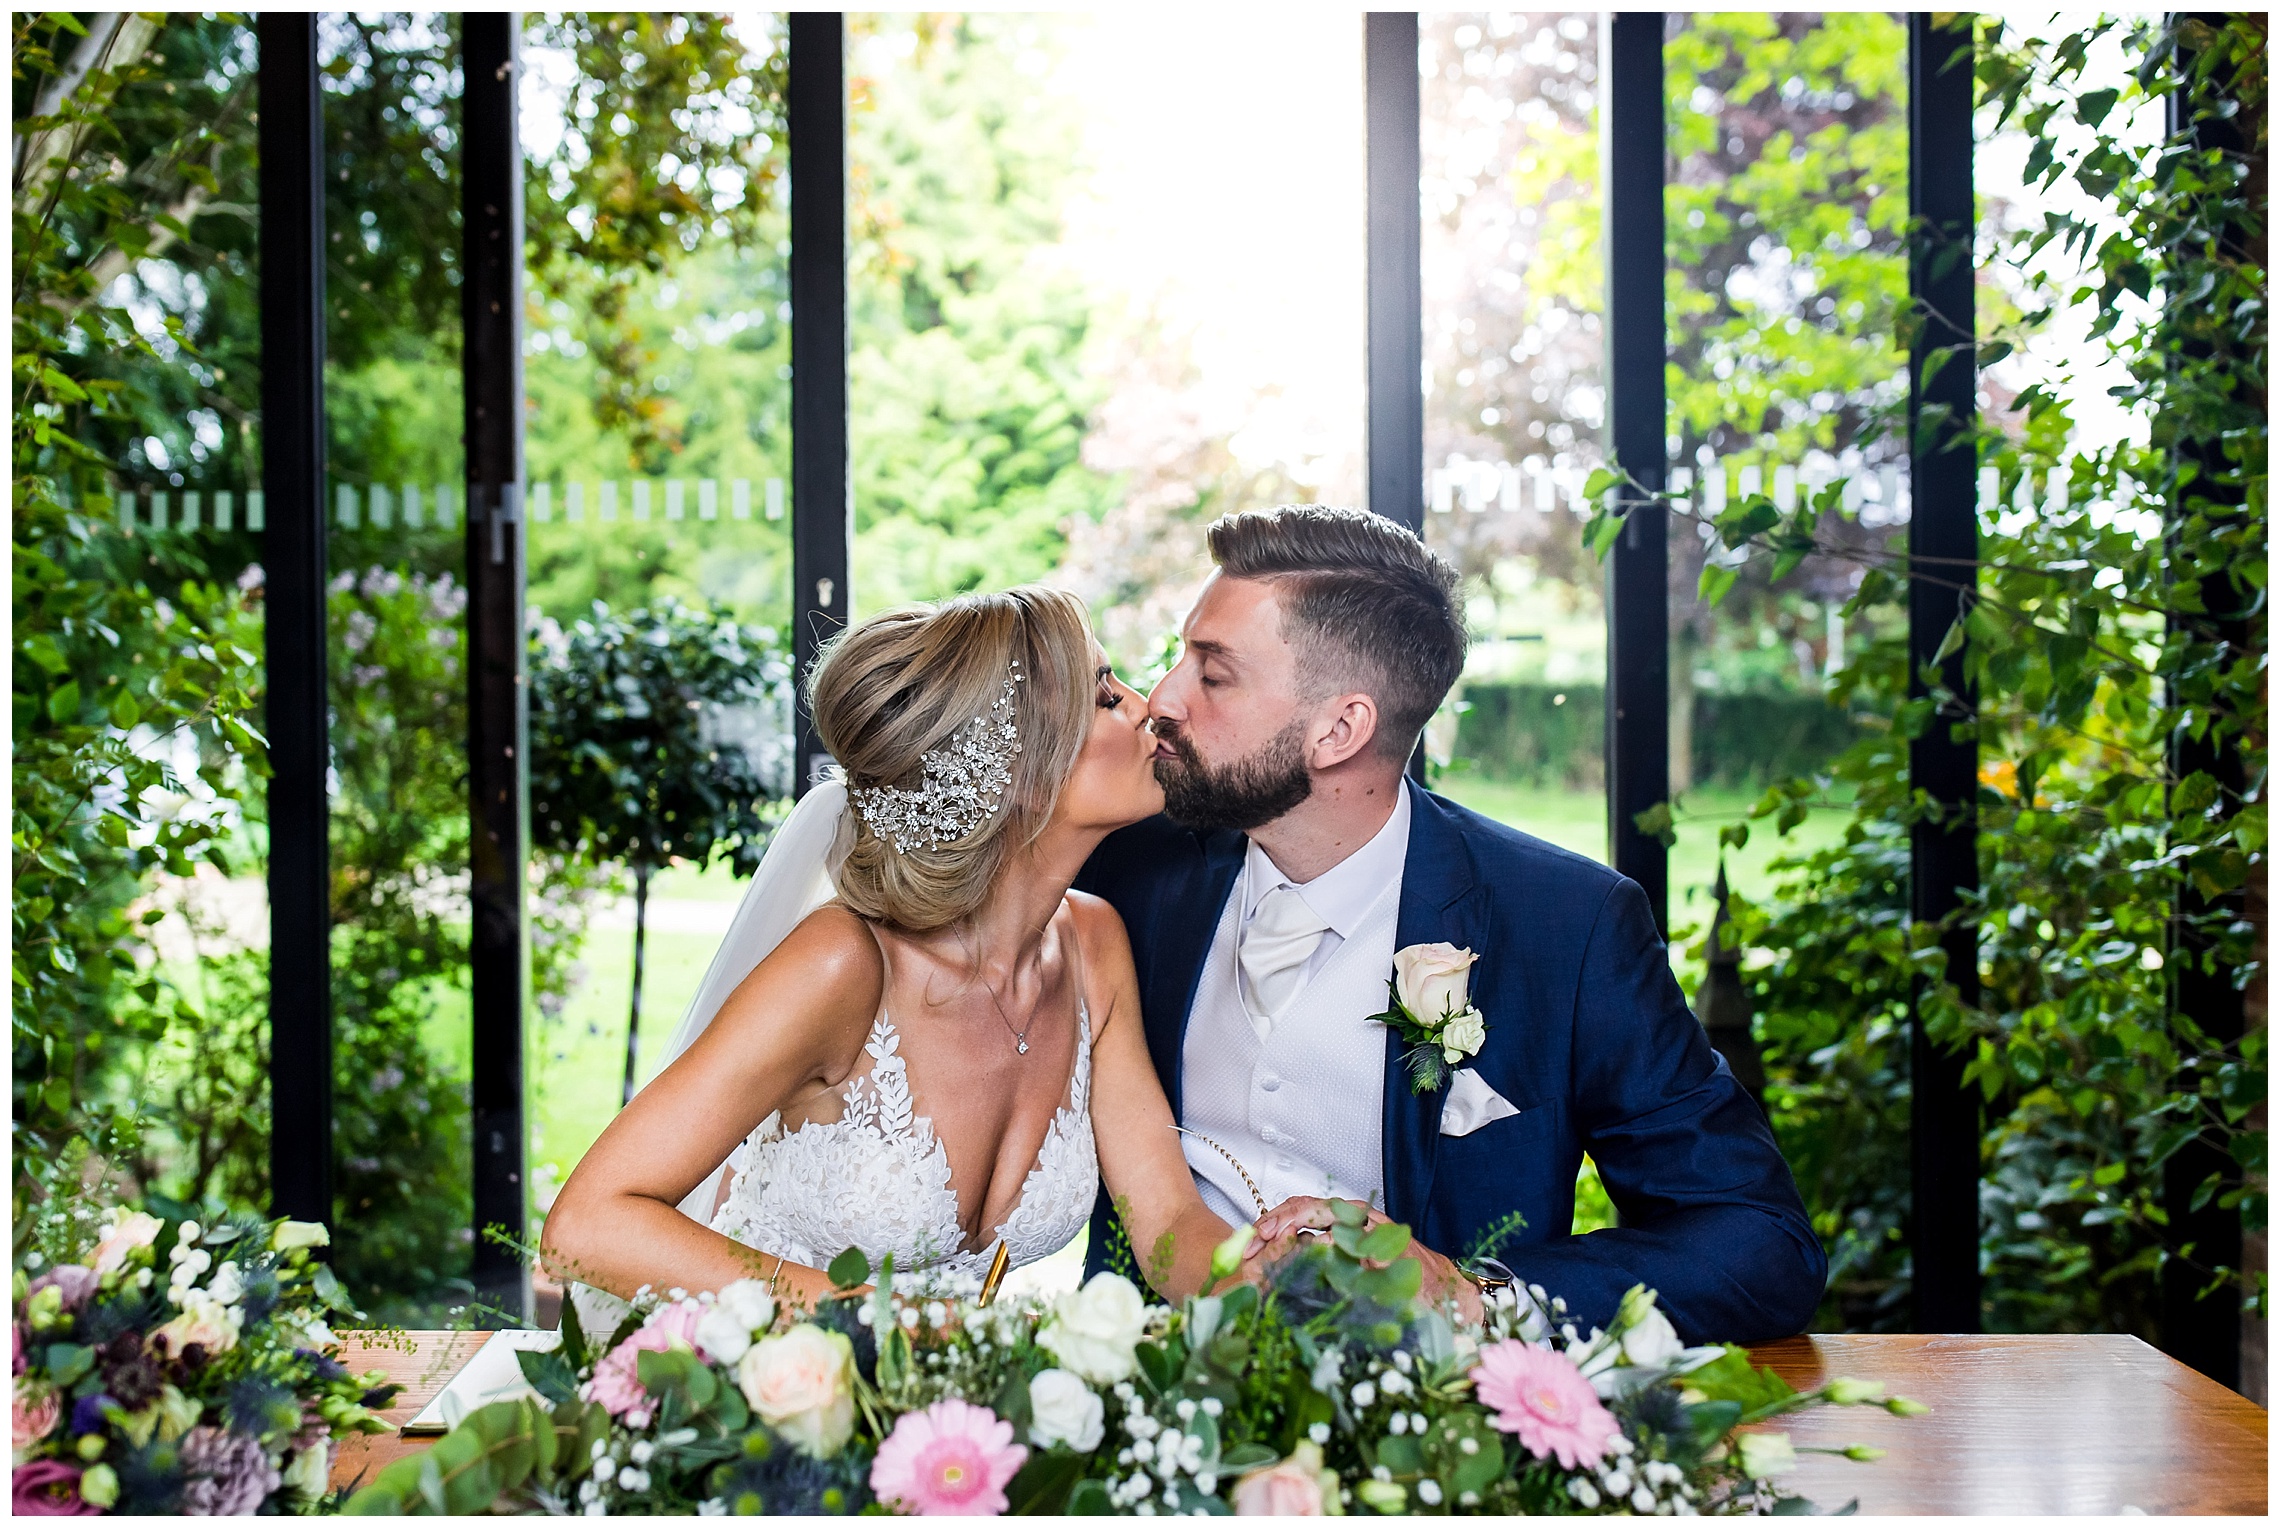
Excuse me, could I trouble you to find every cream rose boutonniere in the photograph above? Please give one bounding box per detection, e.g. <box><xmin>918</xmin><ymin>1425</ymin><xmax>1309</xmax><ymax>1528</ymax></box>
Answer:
<box><xmin>1367</xmin><ymin>942</ymin><xmax>1488</xmax><ymax>1093</ymax></box>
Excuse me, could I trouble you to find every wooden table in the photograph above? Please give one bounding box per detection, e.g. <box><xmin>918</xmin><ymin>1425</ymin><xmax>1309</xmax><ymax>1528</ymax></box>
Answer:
<box><xmin>1753</xmin><ymin>1334</ymin><xmax>2266</xmax><ymax>1516</ymax></box>
<box><xmin>328</xmin><ymin>1331</ymin><xmax>492</xmax><ymax>1497</ymax></box>
<box><xmin>331</xmin><ymin>1330</ymin><xmax>2266</xmax><ymax>1513</ymax></box>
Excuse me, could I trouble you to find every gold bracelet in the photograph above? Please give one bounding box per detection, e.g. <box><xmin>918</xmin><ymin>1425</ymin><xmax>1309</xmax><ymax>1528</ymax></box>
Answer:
<box><xmin>1171</xmin><ymin>1125</ymin><xmax>1270</xmax><ymax>1218</ymax></box>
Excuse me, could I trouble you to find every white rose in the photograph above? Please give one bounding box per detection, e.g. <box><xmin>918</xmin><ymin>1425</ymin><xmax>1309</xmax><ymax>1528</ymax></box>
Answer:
<box><xmin>282</xmin><ymin>1441</ymin><xmax>333</xmax><ymax>1501</ymax></box>
<box><xmin>90</xmin><ymin>1212</ymin><xmax>163</xmax><ymax>1276</ymax></box>
<box><xmin>1027</xmin><ymin>1368</ymin><xmax>1106</xmax><ymax>1453</ymax></box>
<box><xmin>1618</xmin><ymin>1303</ymin><xmax>1683</xmax><ymax>1371</ymax></box>
<box><xmin>271</xmin><ymin>1219</ymin><xmax>331</xmax><ymax>1253</ymax></box>
<box><xmin>1037</xmin><ymin>1273</ymin><xmax>1151</xmax><ymax>1385</ymax></box>
<box><xmin>736</xmin><ymin>1325</ymin><xmax>856</xmax><ymax>1458</ymax></box>
<box><xmin>1736</xmin><ymin>1431</ymin><xmax>1797</xmax><ymax>1479</ymax></box>
<box><xmin>1393</xmin><ymin>943</ymin><xmax>1477</xmax><ymax>1025</ymax></box>
<box><xmin>694</xmin><ymin>1306</ymin><xmax>753</xmax><ymax>1366</ymax></box>
<box><xmin>205</xmin><ymin>1261</ymin><xmax>245</xmax><ymax>1307</ymax></box>
<box><xmin>1439</xmin><ymin>1007</ymin><xmax>1487</xmax><ymax>1062</ymax></box>
<box><xmin>716</xmin><ymin>1278</ymin><xmax>776</xmax><ymax>1334</ymax></box>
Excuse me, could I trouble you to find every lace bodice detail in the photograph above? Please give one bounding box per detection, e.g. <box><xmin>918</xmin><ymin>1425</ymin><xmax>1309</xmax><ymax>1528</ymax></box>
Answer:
<box><xmin>710</xmin><ymin>1004</ymin><xmax>1096</xmax><ymax>1281</ymax></box>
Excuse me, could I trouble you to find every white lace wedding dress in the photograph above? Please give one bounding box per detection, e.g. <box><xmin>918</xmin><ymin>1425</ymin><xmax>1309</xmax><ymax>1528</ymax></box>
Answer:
<box><xmin>566</xmin><ymin>782</ymin><xmax>1099</xmax><ymax>1336</ymax></box>
<box><xmin>708</xmin><ymin>1002</ymin><xmax>1097</xmax><ymax>1283</ymax></box>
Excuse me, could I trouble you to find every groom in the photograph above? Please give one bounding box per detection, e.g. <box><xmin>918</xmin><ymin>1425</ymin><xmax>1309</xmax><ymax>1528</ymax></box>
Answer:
<box><xmin>1078</xmin><ymin>504</ymin><xmax>1825</xmax><ymax>1343</ymax></box>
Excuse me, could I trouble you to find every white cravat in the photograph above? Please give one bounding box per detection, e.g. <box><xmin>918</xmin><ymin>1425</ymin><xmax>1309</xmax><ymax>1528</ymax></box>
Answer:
<box><xmin>1238</xmin><ymin>884</ymin><xmax>1332</xmax><ymax>1036</ymax></box>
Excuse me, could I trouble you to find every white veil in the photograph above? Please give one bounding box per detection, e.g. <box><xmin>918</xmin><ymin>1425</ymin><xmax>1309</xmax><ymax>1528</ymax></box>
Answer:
<box><xmin>658</xmin><ymin>777</ymin><xmax>854</xmax><ymax>1220</ymax></box>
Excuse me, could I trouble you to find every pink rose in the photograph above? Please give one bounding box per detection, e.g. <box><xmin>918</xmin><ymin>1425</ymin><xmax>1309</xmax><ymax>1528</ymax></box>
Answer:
<box><xmin>869</xmin><ymin>1398</ymin><xmax>1027</xmax><ymax>1516</ymax></box>
<box><xmin>581</xmin><ymin>1300</ymin><xmax>705</xmax><ymax>1422</ymax></box>
<box><xmin>12</xmin><ymin>1459</ymin><xmax>96</xmax><ymax>1516</ymax></box>
<box><xmin>27</xmin><ymin>1267</ymin><xmax>99</xmax><ymax>1313</ymax></box>
<box><xmin>1232</xmin><ymin>1442</ymin><xmax>1335</xmax><ymax>1515</ymax></box>
<box><xmin>14</xmin><ymin>1382</ymin><xmax>61</xmax><ymax>1452</ymax></box>
<box><xmin>89</xmin><ymin>1213</ymin><xmax>162</xmax><ymax>1277</ymax></box>
<box><xmin>1471</xmin><ymin>1339</ymin><xmax>1622</xmax><ymax>1470</ymax></box>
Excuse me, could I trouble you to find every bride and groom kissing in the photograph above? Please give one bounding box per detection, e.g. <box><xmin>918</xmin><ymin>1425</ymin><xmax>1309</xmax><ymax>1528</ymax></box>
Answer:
<box><xmin>544</xmin><ymin>504</ymin><xmax>1825</xmax><ymax>1343</ymax></box>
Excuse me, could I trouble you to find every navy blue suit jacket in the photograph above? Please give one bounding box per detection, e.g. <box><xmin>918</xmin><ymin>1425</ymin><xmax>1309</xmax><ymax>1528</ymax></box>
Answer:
<box><xmin>1076</xmin><ymin>783</ymin><xmax>1826</xmax><ymax>1344</ymax></box>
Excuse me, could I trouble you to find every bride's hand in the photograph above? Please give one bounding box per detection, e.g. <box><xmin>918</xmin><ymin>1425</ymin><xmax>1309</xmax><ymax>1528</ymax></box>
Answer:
<box><xmin>1242</xmin><ymin>1195</ymin><xmax>1483</xmax><ymax>1323</ymax></box>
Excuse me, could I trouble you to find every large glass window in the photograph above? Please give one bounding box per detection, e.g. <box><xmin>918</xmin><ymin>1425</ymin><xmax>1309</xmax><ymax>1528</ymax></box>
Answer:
<box><xmin>1419</xmin><ymin>13</ymin><xmax>1608</xmax><ymax>857</ymax></box>
<box><xmin>314</xmin><ymin>12</ymin><xmax>476</xmax><ymax>1319</ymax></box>
<box><xmin>13</xmin><ymin>14</ymin><xmax>271</xmax><ymax>1266</ymax></box>
<box><xmin>848</xmin><ymin>12</ymin><xmax>1366</xmax><ymax>683</ymax></box>
<box><xmin>512</xmin><ymin>15</ymin><xmax>796</xmax><ymax>1232</ymax></box>
<box><xmin>1421</xmin><ymin>13</ymin><xmax>1901</xmax><ymax>940</ymax></box>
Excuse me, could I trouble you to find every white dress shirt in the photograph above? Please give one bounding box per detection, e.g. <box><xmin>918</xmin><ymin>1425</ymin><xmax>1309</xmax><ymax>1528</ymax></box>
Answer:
<box><xmin>1178</xmin><ymin>785</ymin><xmax>1412</xmax><ymax>1226</ymax></box>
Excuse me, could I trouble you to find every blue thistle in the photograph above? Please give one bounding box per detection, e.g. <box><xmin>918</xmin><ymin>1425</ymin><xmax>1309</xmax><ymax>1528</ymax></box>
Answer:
<box><xmin>226</xmin><ymin>1376</ymin><xmax>301</xmax><ymax>1443</ymax></box>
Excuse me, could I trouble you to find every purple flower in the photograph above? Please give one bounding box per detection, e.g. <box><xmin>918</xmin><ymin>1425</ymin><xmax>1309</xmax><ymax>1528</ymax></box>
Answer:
<box><xmin>179</xmin><ymin>1426</ymin><xmax>282</xmax><ymax>1516</ymax></box>
<box><xmin>69</xmin><ymin>1394</ymin><xmax>113</xmax><ymax>1437</ymax></box>
<box><xmin>12</xmin><ymin>1459</ymin><xmax>97</xmax><ymax>1516</ymax></box>
<box><xmin>294</xmin><ymin>1348</ymin><xmax>348</xmax><ymax>1383</ymax></box>
<box><xmin>27</xmin><ymin>1267</ymin><xmax>100</xmax><ymax>1313</ymax></box>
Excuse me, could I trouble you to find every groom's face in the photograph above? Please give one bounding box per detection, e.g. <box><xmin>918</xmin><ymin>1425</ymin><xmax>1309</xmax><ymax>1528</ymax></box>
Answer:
<box><xmin>1146</xmin><ymin>574</ymin><xmax>1315</xmax><ymax>833</ymax></box>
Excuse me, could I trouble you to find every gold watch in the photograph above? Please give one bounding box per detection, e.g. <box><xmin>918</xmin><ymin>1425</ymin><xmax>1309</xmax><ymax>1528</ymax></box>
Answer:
<box><xmin>1460</xmin><ymin>1255</ymin><xmax>1517</xmax><ymax>1302</ymax></box>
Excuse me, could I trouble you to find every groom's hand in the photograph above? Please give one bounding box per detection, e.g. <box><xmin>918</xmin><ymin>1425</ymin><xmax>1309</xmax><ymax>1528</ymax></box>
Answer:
<box><xmin>1243</xmin><ymin>1196</ymin><xmax>1483</xmax><ymax>1324</ymax></box>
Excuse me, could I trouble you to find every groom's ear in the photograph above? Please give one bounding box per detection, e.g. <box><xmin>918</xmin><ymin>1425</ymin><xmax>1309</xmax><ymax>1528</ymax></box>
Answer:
<box><xmin>1306</xmin><ymin>693</ymin><xmax>1382</xmax><ymax>771</ymax></box>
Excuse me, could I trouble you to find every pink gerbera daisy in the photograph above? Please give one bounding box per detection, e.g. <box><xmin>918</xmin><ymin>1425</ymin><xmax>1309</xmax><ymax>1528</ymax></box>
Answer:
<box><xmin>869</xmin><ymin>1398</ymin><xmax>1028</xmax><ymax>1516</ymax></box>
<box><xmin>1470</xmin><ymin>1340</ymin><xmax>1622</xmax><ymax>1469</ymax></box>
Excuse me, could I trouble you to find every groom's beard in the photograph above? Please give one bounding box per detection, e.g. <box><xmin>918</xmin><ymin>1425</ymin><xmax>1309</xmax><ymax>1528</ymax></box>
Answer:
<box><xmin>1152</xmin><ymin>717</ymin><xmax>1314</xmax><ymax>833</ymax></box>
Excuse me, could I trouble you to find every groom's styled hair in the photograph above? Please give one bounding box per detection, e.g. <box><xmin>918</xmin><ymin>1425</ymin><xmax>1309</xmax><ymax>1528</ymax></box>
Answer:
<box><xmin>1207</xmin><ymin>505</ymin><xmax>1466</xmax><ymax>763</ymax></box>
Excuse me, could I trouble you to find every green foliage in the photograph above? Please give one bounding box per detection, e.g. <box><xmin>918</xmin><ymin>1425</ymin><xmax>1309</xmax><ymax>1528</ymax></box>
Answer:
<box><xmin>525</xmin><ymin>14</ymin><xmax>788</xmax><ymax>462</ymax></box>
<box><xmin>12</xmin><ymin>13</ymin><xmax>266</xmax><ymax>1247</ymax></box>
<box><xmin>846</xmin><ymin>16</ymin><xmax>1119</xmax><ymax>608</ymax></box>
<box><xmin>1642</xmin><ymin>14</ymin><xmax>2267</xmax><ymax>1334</ymax></box>
<box><xmin>343</xmin><ymin>1397</ymin><xmax>605</xmax><ymax>1516</ymax></box>
<box><xmin>1663</xmin><ymin>14</ymin><xmax>1910</xmax><ymax>465</ymax></box>
<box><xmin>528</xmin><ymin>598</ymin><xmax>790</xmax><ymax>880</ymax></box>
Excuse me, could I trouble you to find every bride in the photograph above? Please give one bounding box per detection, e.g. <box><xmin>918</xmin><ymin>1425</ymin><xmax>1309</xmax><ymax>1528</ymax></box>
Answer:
<box><xmin>542</xmin><ymin>587</ymin><xmax>1235</xmax><ymax>1308</ymax></box>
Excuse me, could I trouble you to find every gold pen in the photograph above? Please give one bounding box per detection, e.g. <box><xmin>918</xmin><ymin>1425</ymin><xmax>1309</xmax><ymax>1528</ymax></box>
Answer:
<box><xmin>978</xmin><ymin>1241</ymin><xmax>1012</xmax><ymax>1306</ymax></box>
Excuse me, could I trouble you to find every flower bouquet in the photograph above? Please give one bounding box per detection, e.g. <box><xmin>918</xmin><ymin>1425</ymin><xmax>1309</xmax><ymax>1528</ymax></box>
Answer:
<box><xmin>11</xmin><ymin>1207</ymin><xmax>400</xmax><ymax>1514</ymax></box>
<box><xmin>343</xmin><ymin>1204</ymin><xmax>1912</xmax><ymax>1516</ymax></box>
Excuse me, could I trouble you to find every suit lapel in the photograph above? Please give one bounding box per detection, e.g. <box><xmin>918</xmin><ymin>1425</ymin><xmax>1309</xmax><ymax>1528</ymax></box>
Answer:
<box><xmin>1146</xmin><ymin>829</ymin><xmax>1245</xmax><ymax>1121</ymax></box>
<box><xmin>1380</xmin><ymin>785</ymin><xmax>1486</xmax><ymax>1225</ymax></box>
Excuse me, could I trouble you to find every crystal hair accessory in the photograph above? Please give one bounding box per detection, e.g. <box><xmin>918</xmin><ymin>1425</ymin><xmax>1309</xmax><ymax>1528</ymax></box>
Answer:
<box><xmin>848</xmin><ymin>660</ymin><xmax>1025</xmax><ymax>854</ymax></box>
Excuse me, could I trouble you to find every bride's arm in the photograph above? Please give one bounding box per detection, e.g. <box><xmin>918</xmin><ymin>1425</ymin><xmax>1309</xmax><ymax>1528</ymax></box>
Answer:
<box><xmin>540</xmin><ymin>905</ymin><xmax>882</xmax><ymax>1308</ymax></box>
<box><xmin>1071</xmin><ymin>894</ymin><xmax>1236</xmax><ymax>1302</ymax></box>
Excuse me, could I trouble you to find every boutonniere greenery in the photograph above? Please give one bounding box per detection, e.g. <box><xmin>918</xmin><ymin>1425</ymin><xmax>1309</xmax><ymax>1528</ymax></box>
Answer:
<box><xmin>1369</xmin><ymin>942</ymin><xmax>1488</xmax><ymax>1094</ymax></box>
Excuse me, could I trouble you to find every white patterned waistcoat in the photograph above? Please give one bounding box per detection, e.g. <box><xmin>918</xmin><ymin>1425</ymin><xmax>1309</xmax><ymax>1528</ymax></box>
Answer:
<box><xmin>1177</xmin><ymin>873</ymin><xmax>1397</xmax><ymax>1225</ymax></box>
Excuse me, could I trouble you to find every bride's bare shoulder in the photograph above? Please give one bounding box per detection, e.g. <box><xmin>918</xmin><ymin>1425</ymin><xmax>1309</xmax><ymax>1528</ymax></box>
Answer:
<box><xmin>1062</xmin><ymin>890</ymin><xmax>1136</xmax><ymax>977</ymax></box>
<box><xmin>717</xmin><ymin>903</ymin><xmax>886</xmax><ymax>1057</ymax></box>
<box><xmin>766</xmin><ymin>904</ymin><xmax>885</xmax><ymax>998</ymax></box>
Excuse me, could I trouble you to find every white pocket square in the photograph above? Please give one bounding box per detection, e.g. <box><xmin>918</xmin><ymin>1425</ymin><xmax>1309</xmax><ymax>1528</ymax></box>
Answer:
<box><xmin>1440</xmin><ymin>1069</ymin><xmax>1522</xmax><ymax>1137</ymax></box>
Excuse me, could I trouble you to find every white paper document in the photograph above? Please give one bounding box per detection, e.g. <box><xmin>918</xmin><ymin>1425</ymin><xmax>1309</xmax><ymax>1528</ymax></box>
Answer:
<box><xmin>401</xmin><ymin>1328</ymin><xmax>564</xmax><ymax>1435</ymax></box>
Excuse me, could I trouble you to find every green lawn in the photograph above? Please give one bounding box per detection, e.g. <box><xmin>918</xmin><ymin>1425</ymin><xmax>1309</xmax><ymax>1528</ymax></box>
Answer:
<box><xmin>532</xmin><ymin>925</ymin><xmax>722</xmax><ymax>1205</ymax></box>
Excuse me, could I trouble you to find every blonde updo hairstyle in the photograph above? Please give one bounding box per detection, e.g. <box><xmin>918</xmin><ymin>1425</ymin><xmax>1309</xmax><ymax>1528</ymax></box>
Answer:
<box><xmin>811</xmin><ymin>586</ymin><xmax>1096</xmax><ymax>932</ymax></box>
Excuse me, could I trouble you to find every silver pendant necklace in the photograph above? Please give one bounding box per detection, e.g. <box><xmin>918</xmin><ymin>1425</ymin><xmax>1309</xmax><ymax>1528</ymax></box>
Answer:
<box><xmin>980</xmin><ymin>974</ymin><xmax>1034</xmax><ymax>1054</ymax></box>
<box><xmin>966</xmin><ymin>936</ymin><xmax>1037</xmax><ymax>1055</ymax></box>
